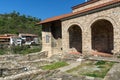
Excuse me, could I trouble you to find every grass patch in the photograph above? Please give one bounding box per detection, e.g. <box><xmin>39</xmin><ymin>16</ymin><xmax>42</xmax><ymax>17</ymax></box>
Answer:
<box><xmin>82</xmin><ymin>67</ymin><xmax>110</xmax><ymax>78</ymax></box>
<box><xmin>67</xmin><ymin>60</ymin><xmax>114</xmax><ymax>78</ymax></box>
<box><xmin>0</xmin><ymin>49</ymin><xmax>7</xmax><ymax>55</ymax></box>
<box><xmin>95</xmin><ymin>60</ymin><xmax>106</xmax><ymax>65</ymax></box>
<box><xmin>41</xmin><ymin>61</ymin><xmax>68</xmax><ymax>70</ymax></box>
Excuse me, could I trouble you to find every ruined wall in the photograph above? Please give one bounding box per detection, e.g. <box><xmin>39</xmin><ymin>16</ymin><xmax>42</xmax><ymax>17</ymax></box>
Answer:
<box><xmin>42</xmin><ymin>23</ymin><xmax>52</xmax><ymax>57</ymax></box>
<box><xmin>62</xmin><ymin>5</ymin><xmax>120</xmax><ymax>55</ymax></box>
<box><xmin>42</xmin><ymin>21</ymin><xmax>62</xmax><ymax>57</ymax></box>
<box><xmin>51</xmin><ymin>21</ymin><xmax>62</xmax><ymax>55</ymax></box>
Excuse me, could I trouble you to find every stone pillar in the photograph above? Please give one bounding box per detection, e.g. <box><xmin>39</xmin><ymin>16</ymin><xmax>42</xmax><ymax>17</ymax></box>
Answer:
<box><xmin>62</xmin><ymin>30</ymin><xmax>69</xmax><ymax>54</ymax></box>
<box><xmin>42</xmin><ymin>25</ymin><xmax>52</xmax><ymax>57</ymax></box>
<box><xmin>82</xmin><ymin>29</ymin><xmax>92</xmax><ymax>56</ymax></box>
<box><xmin>112</xmin><ymin>28</ymin><xmax>120</xmax><ymax>56</ymax></box>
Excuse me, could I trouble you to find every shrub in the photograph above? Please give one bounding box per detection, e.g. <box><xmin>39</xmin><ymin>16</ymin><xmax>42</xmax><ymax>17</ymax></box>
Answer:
<box><xmin>95</xmin><ymin>60</ymin><xmax>106</xmax><ymax>65</ymax></box>
<box><xmin>11</xmin><ymin>45</ymin><xmax>41</xmax><ymax>54</ymax></box>
<box><xmin>0</xmin><ymin>49</ymin><xmax>6</xmax><ymax>55</ymax></box>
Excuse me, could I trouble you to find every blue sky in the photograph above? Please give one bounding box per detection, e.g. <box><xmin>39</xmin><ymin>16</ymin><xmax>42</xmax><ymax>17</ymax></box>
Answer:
<box><xmin>0</xmin><ymin>0</ymin><xmax>85</xmax><ymax>20</ymax></box>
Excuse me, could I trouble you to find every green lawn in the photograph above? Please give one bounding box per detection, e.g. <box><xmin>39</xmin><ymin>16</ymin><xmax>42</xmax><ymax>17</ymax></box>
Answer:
<box><xmin>41</xmin><ymin>61</ymin><xmax>69</xmax><ymax>70</ymax></box>
<box><xmin>67</xmin><ymin>60</ymin><xmax>114</xmax><ymax>78</ymax></box>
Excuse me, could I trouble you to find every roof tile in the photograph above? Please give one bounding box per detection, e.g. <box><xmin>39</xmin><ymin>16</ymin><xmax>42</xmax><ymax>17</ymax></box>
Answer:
<box><xmin>39</xmin><ymin>0</ymin><xmax>120</xmax><ymax>24</ymax></box>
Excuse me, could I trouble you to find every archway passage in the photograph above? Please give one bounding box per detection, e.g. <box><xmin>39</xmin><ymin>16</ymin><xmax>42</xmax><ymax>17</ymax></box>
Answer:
<box><xmin>68</xmin><ymin>25</ymin><xmax>82</xmax><ymax>53</ymax></box>
<box><xmin>91</xmin><ymin>19</ymin><xmax>113</xmax><ymax>54</ymax></box>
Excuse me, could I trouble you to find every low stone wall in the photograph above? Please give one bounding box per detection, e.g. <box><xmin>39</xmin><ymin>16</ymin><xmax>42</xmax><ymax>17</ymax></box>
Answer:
<box><xmin>0</xmin><ymin>69</ymin><xmax>59</xmax><ymax>80</ymax></box>
<box><xmin>0</xmin><ymin>67</ymin><xmax>27</xmax><ymax>77</ymax></box>
<box><xmin>26</xmin><ymin>51</ymin><xmax>48</xmax><ymax>61</ymax></box>
<box><xmin>0</xmin><ymin>59</ymin><xmax>54</xmax><ymax>77</ymax></box>
<box><xmin>0</xmin><ymin>51</ymin><xmax>52</xmax><ymax>77</ymax></box>
<box><xmin>0</xmin><ymin>51</ymin><xmax>48</xmax><ymax>61</ymax></box>
<box><xmin>104</xmin><ymin>63</ymin><xmax>120</xmax><ymax>80</ymax></box>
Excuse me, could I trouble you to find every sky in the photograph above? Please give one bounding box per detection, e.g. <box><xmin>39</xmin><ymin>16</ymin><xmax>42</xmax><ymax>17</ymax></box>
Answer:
<box><xmin>0</xmin><ymin>0</ymin><xmax>85</xmax><ymax>20</ymax></box>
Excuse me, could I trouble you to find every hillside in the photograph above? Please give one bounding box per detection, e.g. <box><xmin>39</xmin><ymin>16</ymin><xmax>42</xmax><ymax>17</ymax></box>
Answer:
<box><xmin>0</xmin><ymin>11</ymin><xmax>41</xmax><ymax>36</ymax></box>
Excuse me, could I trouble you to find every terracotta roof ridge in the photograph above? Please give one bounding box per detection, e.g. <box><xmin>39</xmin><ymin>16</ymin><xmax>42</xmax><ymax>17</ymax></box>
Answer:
<box><xmin>72</xmin><ymin>0</ymin><xmax>120</xmax><ymax>16</ymax></box>
<box><xmin>72</xmin><ymin>0</ymin><xmax>100</xmax><ymax>10</ymax></box>
<box><xmin>39</xmin><ymin>0</ymin><xmax>120</xmax><ymax>24</ymax></box>
<box><xmin>38</xmin><ymin>13</ymin><xmax>72</xmax><ymax>24</ymax></box>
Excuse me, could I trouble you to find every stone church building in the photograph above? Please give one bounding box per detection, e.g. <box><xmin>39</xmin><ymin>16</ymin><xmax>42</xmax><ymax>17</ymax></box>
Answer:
<box><xmin>38</xmin><ymin>0</ymin><xmax>120</xmax><ymax>57</ymax></box>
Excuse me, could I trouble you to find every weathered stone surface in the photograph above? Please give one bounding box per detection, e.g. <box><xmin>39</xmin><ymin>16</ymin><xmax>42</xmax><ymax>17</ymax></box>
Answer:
<box><xmin>0</xmin><ymin>51</ymin><xmax>48</xmax><ymax>61</ymax></box>
<box><xmin>104</xmin><ymin>63</ymin><xmax>120</xmax><ymax>80</ymax></box>
<box><xmin>41</xmin><ymin>0</ymin><xmax>120</xmax><ymax>57</ymax></box>
<box><xmin>47</xmin><ymin>72</ymin><xmax>102</xmax><ymax>80</ymax></box>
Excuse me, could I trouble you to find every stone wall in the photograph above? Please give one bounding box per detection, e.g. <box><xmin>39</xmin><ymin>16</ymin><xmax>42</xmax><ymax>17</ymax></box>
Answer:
<box><xmin>0</xmin><ymin>69</ymin><xmax>59</xmax><ymax>80</ymax></box>
<box><xmin>42</xmin><ymin>2</ymin><xmax>120</xmax><ymax>57</ymax></box>
<box><xmin>0</xmin><ymin>51</ymin><xmax>48</xmax><ymax>61</ymax></box>
<box><xmin>42</xmin><ymin>24</ymin><xmax>52</xmax><ymax>57</ymax></box>
<box><xmin>51</xmin><ymin>21</ymin><xmax>62</xmax><ymax>55</ymax></box>
<box><xmin>42</xmin><ymin>21</ymin><xmax>62</xmax><ymax>57</ymax></box>
<box><xmin>62</xmin><ymin>5</ymin><xmax>120</xmax><ymax>55</ymax></box>
<box><xmin>0</xmin><ymin>51</ymin><xmax>53</xmax><ymax>77</ymax></box>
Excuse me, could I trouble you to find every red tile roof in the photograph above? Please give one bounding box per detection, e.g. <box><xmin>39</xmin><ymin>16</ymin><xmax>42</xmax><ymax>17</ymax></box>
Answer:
<box><xmin>39</xmin><ymin>0</ymin><xmax>120</xmax><ymax>24</ymax></box>
<box><xmin>19</xmin><ymin>33</ymin><xmax>38</xmax><ymax>37</ymax></box>
<box><xmin>0</xmin><ymin>36</ymin><xmax>10</xmax><ymax>39</ymax></box>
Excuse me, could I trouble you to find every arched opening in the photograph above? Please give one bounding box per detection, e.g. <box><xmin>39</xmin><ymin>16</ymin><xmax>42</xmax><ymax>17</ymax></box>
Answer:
<box><xmin>68</xmin><ymin>25</ymin><xmax>82</xmax><ymax>53</ymax></box>
<box><xmin>91</xmin><ymin>19</ymin><xmax>113</xmax><ymax>54</ymax></box>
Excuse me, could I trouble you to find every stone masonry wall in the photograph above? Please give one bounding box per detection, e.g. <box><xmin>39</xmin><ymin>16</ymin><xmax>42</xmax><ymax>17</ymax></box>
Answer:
<box><xmin>62</xmin><ymin>6</ymin><xmax>120</xmax><ymax>55</ymax></box>
<box><xmin>51</xmin><ymin>21</ymin><xmax>62</xmax><ymax>55</ymax></box>
<box><xmin>42</xmin><ymin>22</ymin><xmax>62</xmax><ymax>57</ymax></box>
<box><xmin>42</xmin><ymin>24</ymin><xmax>52</xmax><ymax>57</ymax></box>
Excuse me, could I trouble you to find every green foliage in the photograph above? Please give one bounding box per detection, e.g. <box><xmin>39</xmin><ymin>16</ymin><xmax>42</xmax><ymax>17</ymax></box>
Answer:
<box><xmin>95</xmin><ymin>60</ymin><xmax>106</xmax><ymax>65</ymax></box>
<box><xmin>41</xmin><ymin>61</ymin><xmax>68</xmax><ymax>70</ymax></box>
<box><xmin>67</xmin><ymin>61</ymin><xmax>114</xmax><ymax>78</ymax></box>
<box><xmin>0</xmin><ymin>45</ymin><xmax>10</xmax><ymax>55</ymax></box>
<box><xmin>82</xmin><ymin>67</ymin><xmax>111</xmax><ymax>78</ymax></box>
<box><xmin>0</xmin><ymin>49</ymin><xmax>6</xmax><ymax>55</ymax></box>
<box><xmin>11</xmin><ymin>45</ymin><xmax>41</xmax><ymax>55</ymax></box>
<box><xmin>0</xmin><ymin>11</ymin><xmax>41</xmax><ymax>36</ymax></box>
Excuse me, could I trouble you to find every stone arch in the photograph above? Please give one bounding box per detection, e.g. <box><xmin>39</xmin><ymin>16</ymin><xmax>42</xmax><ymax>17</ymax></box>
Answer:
<box><xmin>68</xmin><ymin>24</ymin><xmax>82</xmax><ymax>53</ymax></box>
<box><xmin>66</xmin><ymin>22</ymin><xmax>83</xmax><ymax>31</ymax></box>
<box><xmin>89</xmin><ymin>16</ymin><xmax>117</xmax><ymax>30</ymax></box>
<box><xmin>91</xmin><ymin>19</ymin><xmax>114</xmax><ymax>54</ymax></box>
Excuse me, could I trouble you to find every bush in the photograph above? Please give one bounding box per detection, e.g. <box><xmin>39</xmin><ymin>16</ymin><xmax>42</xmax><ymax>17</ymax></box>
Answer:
<box><xmin>11</xmin><ymin>45</ymin><xmax>41</xmax><ymax>54</ymax></box>
<box><xmin>0</xmin><ymin>49</ymin><xmax>6</xmax><ymax>55</ymax></box>
<box><xmin>95</xmin><ymin>60</ymin><xmax>106</xmax><ymax>65</ymax></box>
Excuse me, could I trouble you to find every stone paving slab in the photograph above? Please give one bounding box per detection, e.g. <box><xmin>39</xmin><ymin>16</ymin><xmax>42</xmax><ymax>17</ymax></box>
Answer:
<box><xmin>104</xmin><ymin>63</ymin><xmax>120</xmax><ymax>80</ymax></box>
<box><xmin>58</xmin><ymin>61</ymin><xmax>81</xmax><ymax>72</ymax></box>
<box><xmin>88</xmin><ymin>56</ymin><xmax>120</xmax><ymax>63</ymax></box>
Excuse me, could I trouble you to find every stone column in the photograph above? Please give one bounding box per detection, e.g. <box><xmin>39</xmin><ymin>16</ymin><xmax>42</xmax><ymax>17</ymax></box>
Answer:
<box><xmin>82</xmin><ymin>29</ymin><xmax>92</xmax><ymax>56</ymax></box>
<box><xmin>113</xmin><ymin>28</ymin><xmax>120</xmax><ymax>56</ymax></box>
<box><xmin>42</xmin><ymin>25</ymin><xmax>52</xmax><ymax>57</ymax></box>
<box><xmin>62</xmin><ymin>29</ymin><xmax>69</xmax><ymax>54</ymax></box>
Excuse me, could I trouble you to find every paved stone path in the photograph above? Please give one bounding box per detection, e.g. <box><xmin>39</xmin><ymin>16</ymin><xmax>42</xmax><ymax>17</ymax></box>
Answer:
<box><xmin>58</xmin><ymin>61</ymin><xmax>81</xmax><ymax>72</ymax></box>
<box><xmin>88</xmin><ymin>56</ymin><xmax>120</xmax><ymax>62</ymax></box>
<box><xmin>104</xmin><ymin>63</ymin><xmax>120</xmax><ymax>80</ymax></box>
